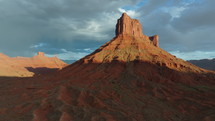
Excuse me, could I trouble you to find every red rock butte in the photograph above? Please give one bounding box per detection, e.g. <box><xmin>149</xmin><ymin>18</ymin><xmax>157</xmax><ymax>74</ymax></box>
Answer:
<box><xmin>79</xmin><ymin>13</ymin><xmax>206</xmax><ymax>73</ymax></box>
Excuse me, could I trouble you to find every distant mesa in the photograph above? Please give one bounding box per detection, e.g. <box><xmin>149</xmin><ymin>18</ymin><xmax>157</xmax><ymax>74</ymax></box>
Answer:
<box><xmin>0</xmin><ymin>52</ymin><xmax>68</xmax><ymax>77</ymax></box>
<box><xmin>188</xmin><ymin>58</ymin><xmax>215</xmax><ymax>71</ymax></box>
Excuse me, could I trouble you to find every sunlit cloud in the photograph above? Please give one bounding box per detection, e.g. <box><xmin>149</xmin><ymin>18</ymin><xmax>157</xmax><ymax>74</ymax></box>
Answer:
<box><xmin>162</xmin><ymin>7</ymin><xmax>186</xmax><ymax>20</ymax></box>
<box><xmin>118</xmin><ymin>8</ymin><xmax>140</xmax><ymax>18</ymax></box>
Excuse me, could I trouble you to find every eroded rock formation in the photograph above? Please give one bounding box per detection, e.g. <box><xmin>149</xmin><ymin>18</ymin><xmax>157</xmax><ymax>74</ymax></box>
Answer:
<box><xmin>115</xmin><ymin>13</ymin><xmax>159</xmax><ymax>47</ymax></box>
<box><xmin>37</xmin><ymin>52</ymin><xmax>45</xmax><ymax>56</ymax></box>
<box><xmin>115</xmin><ymin>13</ymin><xmax>144</xmax><ymax>38</ymax></box>
<box><xmin>149</xmin><ymin>35</ymin><xmax>159</xmax><ymax>47</ymax></box>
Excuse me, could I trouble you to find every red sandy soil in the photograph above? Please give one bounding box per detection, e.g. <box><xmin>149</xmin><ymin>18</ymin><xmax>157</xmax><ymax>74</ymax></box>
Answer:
<box><xmin>0</xmin><ymin>52</ymin><xmax>67</xmax><ymax>77</ymax></box>
<box><xmin>0</xmin><ymin>13</ymin><xmax>215</xmax><ymax>121</ymax></box>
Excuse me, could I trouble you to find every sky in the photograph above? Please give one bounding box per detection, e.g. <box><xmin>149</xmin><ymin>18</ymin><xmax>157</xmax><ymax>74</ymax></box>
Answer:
<box><xmin>0</xmin><ymin>0</ymin><xmax>214</xmax><ymax>60</ymax></box>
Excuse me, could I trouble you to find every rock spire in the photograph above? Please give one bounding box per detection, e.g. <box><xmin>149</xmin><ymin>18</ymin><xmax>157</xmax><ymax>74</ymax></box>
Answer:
<box><xmin>115</xmin><ymin>13</ymin><xmax>143</xmax><ymax>38</ymax></box>
<box><xmin>115</xmin><ymin>13</ymin><xmax>159</xmax><ymax>47</ymax></box>
<box><xmin>37</xmin><ymin>52</ymin><xmax>45</xmax><ymax>56</ymax></box>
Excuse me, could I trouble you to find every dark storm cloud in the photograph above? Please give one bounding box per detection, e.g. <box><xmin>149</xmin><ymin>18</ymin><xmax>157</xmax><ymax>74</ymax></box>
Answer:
<box><xmin>172</xmin><ymin>0</ymin><xmax>215</xmax><ymax>32</ymax></box>
<box><xmin>0</xmin><ymin>0</ymin><xmax>214</xmax><ymax>60</ymax></box>
<box><xmin>0</xmin><ymin>0</ymin><xmax>140</xmax><ymax>57</ymax></box>
<box><xmin>139</xmin><ymin>0</ymin><xmax>169</xmax><ymax>15</ymax></box>
<box><xmin>140</xmin><ymin>0</ymin><xmax>215</xmax><ymax>53</ymax></box>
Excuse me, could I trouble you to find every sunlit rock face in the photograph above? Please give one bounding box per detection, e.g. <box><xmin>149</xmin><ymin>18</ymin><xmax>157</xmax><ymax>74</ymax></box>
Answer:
<box><xmin>115</xmin><ymin>13</ymin><xmax>144</xmax><ymax>38</ymax></box>
<box><xmin>115</xmin><ymin>13</ymin><xmax>159</xmax><ymax>47</ymax></box>
<box><xmin>37</xmin><ymin>52</ymin><xmax>45</xmax><ymax>56</ymax></box>
<box><xmin>149</xmin><ymin>35</ymin><xmax>159</xmax><ymax>47</ymax></box>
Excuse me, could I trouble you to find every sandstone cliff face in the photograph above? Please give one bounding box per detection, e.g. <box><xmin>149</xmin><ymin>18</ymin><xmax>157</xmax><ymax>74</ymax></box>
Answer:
<box><xmin>115</xmin><ymin>13</ymin><xmax>144</xmax><ymax>38</ymax></box>
<box><xmin>149</xmin><ymin>35</ymin><xmax>159</xmax><ymax>47</ymax></box>
<box><xmin>0</xmin><ymin>52</ymin><xmax>67</xmax><ymax>77</ymax></box>
<box><xmin>115</xmin><ymin>13</ymin><xmax>159</xmax><ymax>47</ymax></box>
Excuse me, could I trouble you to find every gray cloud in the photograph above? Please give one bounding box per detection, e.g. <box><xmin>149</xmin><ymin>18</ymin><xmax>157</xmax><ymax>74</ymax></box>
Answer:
<box><xmin>0</xmin><ymin>0</ymin><xmax>214</xmax><ymax>60</ymax></box>
<box><xmin>140</xmin><ymin>0</ymin><xmax>215</xmax><ymax>53</ymax></box>
<box><xmin>0</xmin><ymin>0</ymin><xmax>139</xmax><ymax>56</ymax></box>
<box><xmin>172</xmin><ymin>0</ymin><xmax>215</xmax><ymax>32</ymax></box>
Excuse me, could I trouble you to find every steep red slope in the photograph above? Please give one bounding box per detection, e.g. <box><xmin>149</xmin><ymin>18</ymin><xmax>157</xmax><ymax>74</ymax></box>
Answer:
<box><xmin>0</xmin><ymin>13</ymin><xmax>215</xmax><ymax>121</ymax></box>
<box><xmin>0</xmin><ymin>52</ymin><xmax>67</xmax><ymax>77</ymax></box>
